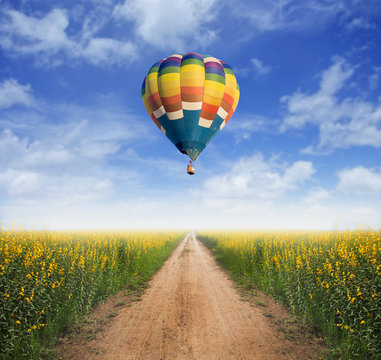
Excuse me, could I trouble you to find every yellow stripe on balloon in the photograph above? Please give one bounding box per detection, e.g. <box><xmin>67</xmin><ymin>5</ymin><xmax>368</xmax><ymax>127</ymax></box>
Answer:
<box><xmin>232</xmin><ymin>84</ymin><xmax>240</xmax><ymax>112</ymax></box>
<box><xmin>145</xmin><ymin>73</ymin><xmax>159</xmax><ymax>98</ymax></box>
<box><xmin>142</xmin><ymin>92</ymin><xmax>152</xmax><ymax>116</ymax></box>
<box><xmin>203</xmin><ymin>94</ymin><xmax>223</xmax><ymax>106</ymax></box>
<box><xmin>224</xmin><ymin>74</ymin><xmax>237</xmax><ymax>98</ymax></box>
<box><xmin>180</xmin><ymin>64</ymin><xmax>204</xmax><ymax>73</ymax></box>
<box><xmin>158</xmin><ymin>86</ymin><xmax>181</xmax><ymax>97</ymax></box>
<box><xmin>204</xmin><ymin>82</ymin><xmax>225</xmax><ymax>98</ymax></box>
<box><xmin>158</xmin><ymin>72</ymin><xmax>180</xmax><ymax>83</ymax></box>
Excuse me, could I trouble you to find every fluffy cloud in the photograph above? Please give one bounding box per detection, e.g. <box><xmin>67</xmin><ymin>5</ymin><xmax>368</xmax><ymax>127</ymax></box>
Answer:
<box><xmin>0</xmin><ymin>8</ymin><xmax>138</xmax><ymax>66</ymax></box>
<box><xmin>0</xmin><ymin>79</ymin><xmax>33</xmax><ymax>109</ymax></box>
<box><xmin>1</xmin><ymin>9</ymin><xmax>71</xmax><ymax>54</ymax></box>
<box><xmin>344</xmin><ymin>17</ymin><xmax>377</xmax><ymax>33</ymax></box>
<box><xmin>113</xmin><ymin>0</ymin><xmax>219</xmax><ymax>50</ymax></box>
<box><xmin>234</xmin><ymin>58</ymin><xmax>272</xmax><ymax>79</ymax></box>
<box><xmin>0</xmin><ymin>121</ymin><xmax>120</xmax><ymax>170</ymax></box>
<box><xmin>369</xmin><ymin>67</ymin><xmax>381</xmax><ymax>91</ymax></box>
<box><xmin>337</xmin><ymin>166</ymin><xmax>381</xmax><ymax>194</ymax></box>
<box><xmin>229</xmin><ymin>0</ymin><xmax>348</xmax><ymax>32</ymax></box>
<box><xmin>80</xmin><ymin>37</ymin><xmax>137</xmax><ymax>66</ymax></box>
<box><xmin>225</xmin><ymin>114</ymin><xmax>278</xmax><ymax>143</ymax></box>
<box><xmin>280</xmin><ymin>57</ymin><xmax>381</xmax><ymax>152</ymax></box>
<box><xmin>0</xmin><ymin>170</ymin><xmax>39</xmax><ymax>196</ymax></box>
<box><xmin>0</xmin><ymin>93</ymin><xmax>152</xmax><ymax>205</ymax></box>
<box><xmin>0</xmin><ymin>125</ymin><xmax>119</xmax><ymax>200</ymax></box>
<box><xmin>202</xmin><ymin>153</ymin><xmax>315</xmax><ymax>199</ymax></box>
<box><xmin>251</xmin><ymin>58</ymin><xmax>272</xmax><ymax>76</ymax></box>
<box><xmin>302</xmin><ymin>187</ymin><xmax>331</xmax><ymax>204</ymax></box>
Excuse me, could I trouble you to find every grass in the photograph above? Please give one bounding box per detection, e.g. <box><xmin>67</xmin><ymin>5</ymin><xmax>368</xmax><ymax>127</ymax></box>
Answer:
<box><xmin>107</xmin><ymin>312</ymin><xmax>118</xmax><ymax>319</ymax></box>
<box><xmin>255</xmin><ymin>300</ymin><xmax>266</xmax><ymax>307</ymax></box>
<box><xmin>114</xmin><ymin>300</ymin><xmax>126</xmax><ymax>307</ymax></box>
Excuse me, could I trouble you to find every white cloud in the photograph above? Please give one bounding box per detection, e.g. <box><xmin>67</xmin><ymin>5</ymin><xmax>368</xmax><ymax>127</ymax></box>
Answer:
<box><xmin>2</xmin><ymin>144</ymin><xmax>380</xmax><ymax>230</ymax></box>
<box><xmin>251</xmin><ymin>58</ymin><xmax>272</xmax><ymax>76</ymax></box>
<box><xmin>201</xmin><ymin>153</ymin><xmax>315</xmax><ymax>199</ymax></box>
<box><xmin>5</xmin><ymin>193</ymin><xmax>379</xmax><ymax>230</ymax></box>
<box><xmin>225</xmin><ymin>114</ymin><xmax>278</xmax><ymax>143</ymax></box>
<box><xmin>319</xmin><ymin>57</ymin><xmax>354</xmax><ymax>95</ymax></box>
<box><xmin>232</xmin><ymin>66</ymin><xmax>251</xmax><ymax>78</ymax></box>
<box><xmin>0</xmin><ymin>167</ymin><xmax>114</xmax><ymax>202</ymax></box>
<box><xmin>113</xmin><ymin>0</ymin><xmax>219</xmax><ymax>50</ymax></box>
<box><xmin>46</xmin><ymin>175</ymin><xmax>114</xmax><ymax>204</ymax></box>
<box><xmin>0</xmin><ymin>8</ymin><xmax>72</xmax><ymax>67</ymax></box>
<box><xmin>0</xmin><ymin>8</ymin><xmax>138</xmax><ymax>66</ymax></box>
<box><xmin>302</xmin><ymin>187</ymin><xmax>330</xmax><ymax>204</ymax></box>
<box><xmin>0</xmin><ymin>169</ymin><xmax>39</xmax><ymax>196</ymax></box>
<box><xmin>0</xmin><ymin>103</ymin><xmax>144</xmax><ymax>170</ymax></box>
<box><xmin>81</xmin><ymin>37</ymin><xmax>137</xmax><ymax>66</ymax></box>
<box><xmin>0</xmin><ymin>79</ymin><xmax>33</xmax><ymax>109</ymax></box>
<box><xmin>230</xmin><ymin>0</ymin><xmax>347</xmax><ymax>32</ymax></box>
<box><xmin>283</xmin><ymin>160</ymin><xmax>315</xmax><ymax>184</ymax></box>
<box><xmin>344</xmin><ymin>17</ymin><xmax>377</xmax><ymax>32</ymax></box>
<box><xmin>1</xmin><ymin>9</ymin><xmax>71</xmax><ymax>54</ymax></box>
<box><xmin>0</xmin><ymin>125</ymin><xmax>118</xmax><ymax>170</ymax></box>
<box><xmin>0</xmin><ymin>93</ymin><xmax>152</xmax><ymax>208</ymax></box>
<box><xmin>369</xmin><ymin>66</ymin><xmax>381</xmax><ymax>91</ymax></box>
<box><xmin>235</xmin><ymin>58</ymin><xmax>272</xmax><ymax>79</ymax></box>
<box><xmin>337</xmin><ymin>166</ymin><xmax>381</xmax><ymax>194</ymax></box>
<box><xmin>280</xmin><ymin>57</ymin><xmax>381</xmax><ymax>152</ymax></box>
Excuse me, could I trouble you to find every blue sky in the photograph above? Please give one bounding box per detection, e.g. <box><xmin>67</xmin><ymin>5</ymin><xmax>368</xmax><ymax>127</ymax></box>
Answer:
<box><xmin>1</xmin><ymin>0</ymin><xmax>381</xmax><ymax>230</ymax></box>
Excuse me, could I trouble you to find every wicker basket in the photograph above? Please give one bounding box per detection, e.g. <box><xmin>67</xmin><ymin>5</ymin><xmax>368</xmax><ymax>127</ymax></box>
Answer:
<box><xmin>187</xmin><ymin>165</ymin><xmax>195</xmax><ymax>175</ymax></box>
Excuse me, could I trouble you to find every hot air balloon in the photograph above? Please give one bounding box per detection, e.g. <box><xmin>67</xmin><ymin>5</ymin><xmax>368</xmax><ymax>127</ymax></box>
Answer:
<box><xmin>141</xmin><ymin>52</ymin><xmax>240</xmax><ymax>175</ymax></box>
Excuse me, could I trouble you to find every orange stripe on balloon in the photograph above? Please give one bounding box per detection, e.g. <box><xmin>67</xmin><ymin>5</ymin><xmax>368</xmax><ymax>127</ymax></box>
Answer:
<box><xmin>222</xmin><ymin>92</ymin><xmax>234</xmax><ymax>106</ymax></box>
<box><xmin>202</xmin><ymin>102</ymin><xmax>219</xmax><ymax>114</ymax></box>
<box><xmin>182</xmin><ymin>93</ymin><xmax>203</xmax><ymax>102</ymax></box>
<box><xmin>161</xmin><ymin>102</ymin><xmax>182</xmax><ymax>113</ymax></box>
<box><xmin>180</xmin><ymin>86</ymin><xmax>204</xmax><ymax>95</ymax></box>
<box><xmin>200</xmin><ymin>109</ymin><xmax>217</xmax><ymax>121</ymax></box>
<box><xmin>147</xmin><ymin>92</ymin><xmax>162</xmax><ymax>111</ymax></box>
<box><xmin>147</xmin><ymin>91</ymin><xmax>161</xmax><ymax>104</ymax></box>
<box><xmin>219</xmin><ymin>98</ymin><xmax>231</xmax><ymax>113</ymax></box>
<box><xmin>161</xmin><ymin>94</ymin><xmax>182</xmax><ymax>106</ymax></box>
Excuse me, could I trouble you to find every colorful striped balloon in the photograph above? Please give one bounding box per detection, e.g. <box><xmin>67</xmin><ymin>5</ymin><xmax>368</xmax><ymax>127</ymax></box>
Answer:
<box><xmin>141</xmin><ymin>52</ymin><xmax>240</xmax><ymax>161</ymax></box>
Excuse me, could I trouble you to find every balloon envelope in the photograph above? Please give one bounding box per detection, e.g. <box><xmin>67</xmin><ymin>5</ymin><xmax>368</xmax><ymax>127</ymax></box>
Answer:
<box><xmin>141</xmin><ymin>52</ymin><xmax>239</xmax><ymax>160</ymax></box>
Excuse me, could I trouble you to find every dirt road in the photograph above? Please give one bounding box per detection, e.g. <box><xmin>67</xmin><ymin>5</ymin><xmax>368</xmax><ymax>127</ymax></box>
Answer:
<box><xmin>58</xmin><ymin>233</ymin><xmax>325</xmax><ymax>360</ymax></box>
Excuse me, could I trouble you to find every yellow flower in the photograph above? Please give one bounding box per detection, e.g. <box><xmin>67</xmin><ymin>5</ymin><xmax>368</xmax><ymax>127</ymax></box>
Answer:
<box><xmin>16</xmin><ymin>320</ymin><xmax>21</xmax><ymax>325</ymax></box>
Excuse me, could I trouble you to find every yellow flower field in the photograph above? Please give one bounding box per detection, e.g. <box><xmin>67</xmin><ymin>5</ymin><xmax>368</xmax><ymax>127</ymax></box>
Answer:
<box><xmin>0</xmin><ymin>228</ymin><xmax>183</xmax><ymax>359</ymax></box>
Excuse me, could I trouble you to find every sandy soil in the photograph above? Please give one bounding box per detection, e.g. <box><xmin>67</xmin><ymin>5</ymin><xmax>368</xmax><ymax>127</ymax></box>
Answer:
<box><xmin>56</xmin><ymin>232</ymin><xmax>326</xmax><ymax>360</ymax></box>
